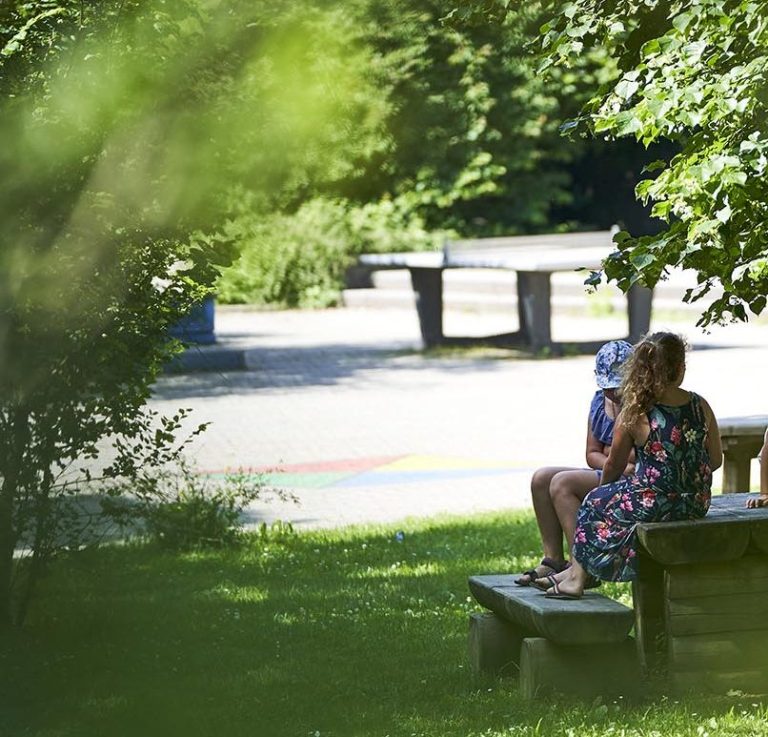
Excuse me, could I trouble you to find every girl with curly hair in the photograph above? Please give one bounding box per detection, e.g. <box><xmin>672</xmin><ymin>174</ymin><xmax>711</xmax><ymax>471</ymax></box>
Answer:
<box><xmin>537</xmin><ymin>332</ymin><xmax>722</xmax><ymax>598</ymax></box>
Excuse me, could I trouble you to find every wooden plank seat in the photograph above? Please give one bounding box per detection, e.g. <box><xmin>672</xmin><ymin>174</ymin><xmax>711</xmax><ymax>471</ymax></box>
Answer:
<box><xmin>469</xmin><ymin>574</ymin><xmax>633</xmax><ymax>644</ymax></box>
<box><xmin>468</xmin><ymin>574</ymin><xmax>639</xmax><ymax>699</ymax></box>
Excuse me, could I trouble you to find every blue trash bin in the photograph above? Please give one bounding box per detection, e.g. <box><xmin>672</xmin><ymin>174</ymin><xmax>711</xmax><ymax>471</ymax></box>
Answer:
<box><xmin>169</xmin><ymin>296</ymin><xmax>216</xmax><ymax>345</ymax></box>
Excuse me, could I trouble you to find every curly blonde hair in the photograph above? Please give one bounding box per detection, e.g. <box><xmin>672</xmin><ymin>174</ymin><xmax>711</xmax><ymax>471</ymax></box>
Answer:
<box><xmin>619</xmin><ymin>332</ymin><xmax>687</xmax><ymax>429</ymax></box>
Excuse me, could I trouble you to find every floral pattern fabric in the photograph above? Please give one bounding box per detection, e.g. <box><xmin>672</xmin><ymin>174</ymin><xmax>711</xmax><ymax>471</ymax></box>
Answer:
<box><xmin>572</xmin><ymin>392</ymin><xmax>712</xmax><ymax>582</ymax></box>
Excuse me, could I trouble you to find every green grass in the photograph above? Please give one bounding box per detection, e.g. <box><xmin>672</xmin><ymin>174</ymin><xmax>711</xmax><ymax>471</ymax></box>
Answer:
<box><xmin>2</xmin><ymin>510</ymin><xmax>768</xmax><ymax>737</ymax></box>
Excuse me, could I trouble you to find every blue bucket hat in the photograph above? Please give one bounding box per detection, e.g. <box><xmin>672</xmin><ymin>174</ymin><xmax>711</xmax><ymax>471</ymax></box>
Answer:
<box><xmin>594</xmin><ymin>340</ymin><xmax>633</xmax><ymax>389</ymax></box>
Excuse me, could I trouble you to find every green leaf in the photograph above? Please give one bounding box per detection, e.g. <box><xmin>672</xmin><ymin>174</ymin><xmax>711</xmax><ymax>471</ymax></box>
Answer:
<box><xmin>630</xmin><ymin>252</ymin><xmax>654</xmax><ymax>269</ymax></box>
<box><xmin>613</xmin><ymin>112</ymin><xmax>643</xmax><ymax>136</ymax></box>
<box><xmin>612</xmin><ymin>230</ymin><xmax>632</xmax><ymax>247</ymax></box>
<box><xmin>641</xmin><ymin>38</ymin><xmax>661</xmax><ymax>56</ymax></box>
<box><xmin>715</xmin><ymin>203</ymin><xmax>731</xmax><ymax>223</ymax></box>
<box><xmin>672</xmin><ymin>12</ymin><xmax>694</xmax><ymax>33</ymax></box>
<box><xmin>615</xmin><ymin>78</ymin><xmax>640</xmax><ymax>100</ymax></box>
<box><xmin>642</xmin><ymin>159</ymin><xmax>667</xmax><ymax>174</ymax></box>
<box><xmin>749</xmin><ymin>295</ymin><xmax>766</xmax><ymax>315</ymax></box>
<box><xmin>651</xmin><ymin>201</ymin><xmax>672</xmax><ymax>219</ymax></box>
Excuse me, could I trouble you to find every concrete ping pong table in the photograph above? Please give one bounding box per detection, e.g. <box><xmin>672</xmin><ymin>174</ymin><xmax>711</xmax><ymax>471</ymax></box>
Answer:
<box><xmin>358</xmin><ymin>230</ymin><xmax>653</xmax><ymax>354</ymax></box>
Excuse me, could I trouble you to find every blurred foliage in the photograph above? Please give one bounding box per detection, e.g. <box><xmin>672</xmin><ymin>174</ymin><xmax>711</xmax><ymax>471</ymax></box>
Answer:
<box><xmin>218</xmin><ymin>0</ymin><xmax>651</xmax><ymax>306</ymax></box>
<box><xmin>0</xmin><ymin>0</ymin><xmax>382</xmax><ymax>625</ymax></box>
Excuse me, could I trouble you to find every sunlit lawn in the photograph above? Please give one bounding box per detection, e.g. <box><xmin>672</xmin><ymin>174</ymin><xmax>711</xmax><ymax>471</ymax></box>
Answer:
<box><xmin>2</xmin><ymin>510</ymin><xmax>767</xmax><ymax>737</ymax></box>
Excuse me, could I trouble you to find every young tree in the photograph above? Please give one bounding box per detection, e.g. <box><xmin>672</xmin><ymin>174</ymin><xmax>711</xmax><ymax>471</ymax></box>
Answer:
<box><xmin>0</xmin><ymin>0</ymin><xmax>379</xmax><ymax>626</ymax></box>
<box><xmin>462</xmin><ymin>0</ymin><xmax>768</xmax><ymax>325</ymax></box>
<box><xmin>539</xmin><ymin>0</ymin><xmax>768</xmax><ymax>326</ymax></box>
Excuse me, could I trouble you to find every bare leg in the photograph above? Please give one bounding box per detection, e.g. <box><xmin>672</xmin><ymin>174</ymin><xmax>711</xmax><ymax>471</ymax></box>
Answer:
<box><xmin>520</xmin><ymin>466</ymin><xmax>576</xmax><ymax>581</ymax></box>
<box><xmin>530</xmin><ymin>470</ymin><xmax>602</xmax><ymax>591</ymax></box>
<box><xmin>549</xmin><ymin>469</ymin><xmax>601</xmax><ymax>550</ymax></box>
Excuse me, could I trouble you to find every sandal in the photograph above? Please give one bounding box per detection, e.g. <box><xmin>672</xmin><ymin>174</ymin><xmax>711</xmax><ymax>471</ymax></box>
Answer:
<box><xmin>533</xmin><ymin>573</ymin><xmax>560</xmax><ymax>592</ymax></box>
<box><xmin>515</xmin><ymin>557</ymin><xmax>569</xmax><ymax>586</ymax></box>
<box><xmin>534</xmin><ymin>570</ymin><xmax>600</xmax><ymax>592</ymax></box>
<box><xmin>544</xmin><ymin>580</ymin><xmax>583</xmax><ymax>600</ymax></box>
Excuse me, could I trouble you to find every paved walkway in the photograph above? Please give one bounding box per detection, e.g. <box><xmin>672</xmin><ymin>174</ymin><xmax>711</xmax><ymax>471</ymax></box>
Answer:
<box><xmin>150</xmin><ymin>303</ymin><xmax>768</xmax><ymax>530</ymax></box>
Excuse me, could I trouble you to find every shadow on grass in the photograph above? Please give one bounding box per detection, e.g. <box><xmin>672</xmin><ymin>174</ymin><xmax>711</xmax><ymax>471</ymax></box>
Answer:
<box><xmin>2</xmin><ymin>512</ymin><xmax>766</xmax><ymax>737</ymax></box>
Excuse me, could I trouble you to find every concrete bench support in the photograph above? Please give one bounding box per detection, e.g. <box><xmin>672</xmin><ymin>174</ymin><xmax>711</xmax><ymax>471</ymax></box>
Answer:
<box><xmin>628</xmin><ymin>283</ymin><xmax>653</xmax><ymax>340</ymax></box>
<box><xmin>516</xmin><ymin>271</ymin><xmax>551</xmax><ymax>350</ymax></box>
<box><xmin>468</xmin><ymin>574</ymin><xmax>638</xmax><ymax>699</ymax></box>
<box><xmin>519</xmin><ymin>637</ymin><xmax>640</xmax><ymax>700</ymax></box>
<box><xmin>410</xmin><ymin>267</ymin><xmax>444</xmax><ymax>347</ymax></box>
<box><xmin>468</xmin><ymin>612</ymin><xmax>525</xmax><ymax>677</ymax></box>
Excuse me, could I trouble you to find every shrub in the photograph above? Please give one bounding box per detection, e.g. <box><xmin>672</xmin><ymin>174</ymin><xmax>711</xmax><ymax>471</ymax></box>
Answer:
<box><xmin>216</xmin><ymin>199</ymin><xmax>352</xmax><ymax>307</ymax></box>
<box><xmin>102</xmin><ymin>461</ymin><xmax>296</xmax><ymax>551</ymax></box>
<box><xmin>216</xmin><ymin>196</ymin><xmax>445</xmax><ymax>307</ymax></box>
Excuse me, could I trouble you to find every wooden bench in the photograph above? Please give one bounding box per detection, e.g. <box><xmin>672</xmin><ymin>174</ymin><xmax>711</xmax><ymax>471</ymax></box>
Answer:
<box><xmin>470</xmin><ymin>493</ymin><xmax>768</xmax><ymax>698</ymax></box>
<box><xmin>634</xmin><ymin>492</ymin><xmax>768</xmax><ymax>694</ymax></box>
<box><xmin>358</xmin><ymin>230</ymin><xmax>653</xmax><ymax>354</ymax></box>
<box><xmin>468</xmin><ymin>574</ymin><xmax>638</xmax><ymax>699</ymax></box>
<box><xmin>717</xmin><ymin>415</ymin><xmax>768</xmax><ymax>493</ymax></box>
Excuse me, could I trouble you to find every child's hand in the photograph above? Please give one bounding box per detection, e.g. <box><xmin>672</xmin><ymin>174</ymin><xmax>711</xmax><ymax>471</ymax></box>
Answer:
<box><xmin>746</xmin><ymin>494</ymin><xmax>768</xmax><ymax>509</ymax></box>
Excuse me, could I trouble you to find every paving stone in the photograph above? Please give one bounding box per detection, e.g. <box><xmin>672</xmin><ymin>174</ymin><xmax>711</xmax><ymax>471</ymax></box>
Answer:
<box><xmin>149</xmin><ymin>304</ymin><xmax>768</xmax><ymax>530</ymax></box>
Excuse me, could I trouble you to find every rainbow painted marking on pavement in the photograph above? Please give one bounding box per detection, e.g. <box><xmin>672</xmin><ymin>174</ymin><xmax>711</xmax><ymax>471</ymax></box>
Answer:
<box><xmin>208</xmin><ymin>455</ymin><xmax>533</xmax><ymax>489</ymax></box>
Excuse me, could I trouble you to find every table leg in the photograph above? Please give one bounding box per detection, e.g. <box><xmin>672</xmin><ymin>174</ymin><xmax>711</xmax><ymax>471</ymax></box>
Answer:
<box><xmin>721</xmin><ymin>445</ymin><xmax>761</xmax><ymax>493</ymax></box>
<box><xmin>409</xmin><ymin>267</ymin><xmax>444</xmax><ymax>348</ymax></box>
<box><xmin>633</xmin><ymin>549</ymin><xmax>667</xmax><ymax>681</ymax></box>
<box><xmin>517</xmin><ymin>271</ymin><xmax>552</xmax><ymax>351</ymax></box>
<box><xmin>627</xmin><ymin>284</ymin><xmax>653</xmax><ymax>343</ymax></box>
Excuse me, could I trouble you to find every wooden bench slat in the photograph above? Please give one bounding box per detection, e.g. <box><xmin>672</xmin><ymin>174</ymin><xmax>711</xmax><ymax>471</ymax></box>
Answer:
<box><xmin>468</xmin><ymin>574</ymin><xmax>634</xmax><ymax>645</ymax></box>
<box><xmin>667</xmin><ymin>591</ymin><xmax>768</xmax><ymax>636</ymax></box>
<box><xmin>636</xmin><ymin>523</ymin><xmax>750</xmax><ymax>565</ymax></box>
<box><xmin>664</xmin><ymin>556</ymin><xmax>768</xmax><ymax>599</ymax></box>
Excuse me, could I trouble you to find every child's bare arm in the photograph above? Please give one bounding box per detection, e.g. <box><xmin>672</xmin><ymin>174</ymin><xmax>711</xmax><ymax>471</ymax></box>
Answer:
<box><xmin>699</xmin><ymin>396</ymin><xmax>722</xmax><ymax>471</ymax></box>
<box><xmin>601</xmin><ymin>422</ymin><xmax>634</xmax><ymax>485</ymax></box>
<box><xmin>585</xmin><ymin>418</ymin><xmax>608</xmax><ymax>470</ymax></box>
<box><xmin>747</xmin><ymin>428</ymin><xmax>768</xmax><ymax>508</ymax></box>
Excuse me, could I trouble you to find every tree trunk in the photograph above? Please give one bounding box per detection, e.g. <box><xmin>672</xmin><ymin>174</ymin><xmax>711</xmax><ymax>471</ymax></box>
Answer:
<box><xmin>0</xmin><ymin>475</ymin><xmax>15</xmax><ymax>628</ymax></box>
<box><xmin>15</xmin><ymin>463</ymin><xmax>53</xmax><ymax>627</ymax></box>
<box><xmin>0</xmin><ymin>407</ymin><xmax>29</xmax><ymax>628</ymax></box>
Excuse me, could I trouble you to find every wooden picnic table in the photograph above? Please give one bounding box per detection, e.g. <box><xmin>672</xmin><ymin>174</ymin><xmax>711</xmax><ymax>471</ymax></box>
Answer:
<box><xmin>634</xmin><ymin>492</ymin><xmax>768</xmax><ymax>693</ymax></box>
<box><xmin>717</xmin><ymin>415</ymin><xmax>768</xmax><ymax>493</ymax></box>
<box><xmin>358</xmin><ymin>230</ymin><xmax>653</xmax><ymax>354</ymax></box>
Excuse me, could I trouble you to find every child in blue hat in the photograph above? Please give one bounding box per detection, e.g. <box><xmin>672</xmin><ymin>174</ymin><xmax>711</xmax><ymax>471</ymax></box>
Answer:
<box><xmin>539</xmin><ymin>332</ymin><xmax>722</xmax><ymax>597</ymax></box>
<box><xmin>515</xmin><ymin>339</ymin><xmax>635</xmax><ymax>585</ymax></box>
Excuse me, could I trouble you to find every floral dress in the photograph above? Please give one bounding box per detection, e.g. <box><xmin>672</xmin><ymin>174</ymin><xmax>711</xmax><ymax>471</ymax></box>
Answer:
<box><xmin>572</xmin><ymin>392</ymin><xmax>713</xmax><ymax>582</ymax></box>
